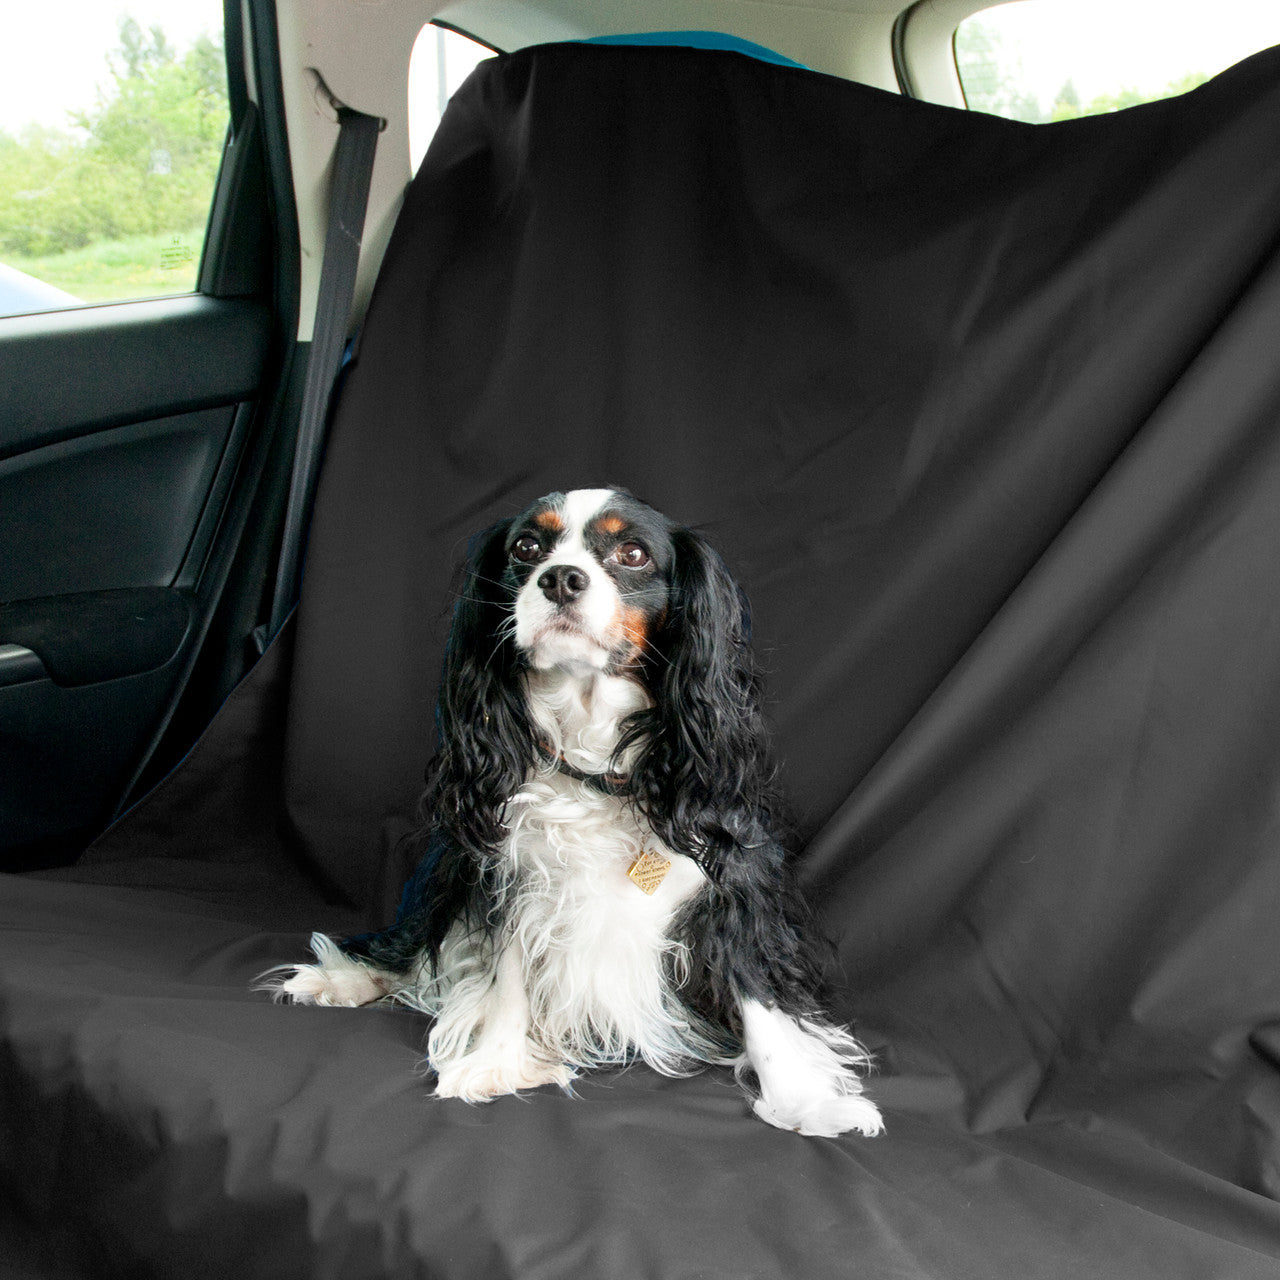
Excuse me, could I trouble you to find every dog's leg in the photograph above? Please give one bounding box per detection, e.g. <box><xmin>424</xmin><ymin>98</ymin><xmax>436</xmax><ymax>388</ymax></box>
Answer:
<box><xmin>256</xmin><ymin>932</ymin><xmax>403</xmax><ymax>1007</ymax></box>
<box><xmin>738</xmin><ymin>997</ymin><xmax>883</xmax><ymax>1138</ymax></box>
<box><xmin>430</xmin><ymin>936</ymin><xmax>576</xmax><ymax>1102</ymax></box>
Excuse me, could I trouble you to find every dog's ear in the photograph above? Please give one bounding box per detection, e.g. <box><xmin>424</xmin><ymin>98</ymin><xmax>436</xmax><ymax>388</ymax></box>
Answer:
<box><xmin>423</xmin><ymin>517</ymin><xmax>532</xmax><ymax>857</ymax></box>
<box><xmin>623</xmin><ymin>527</ymin><xmax>776</xmax><ymax>873</ymax></box>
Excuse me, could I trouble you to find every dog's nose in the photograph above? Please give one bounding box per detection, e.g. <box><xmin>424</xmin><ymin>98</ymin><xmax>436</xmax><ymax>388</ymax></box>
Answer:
<box><xmin>538</xmin><ymin>564</ymin><xmax>590</xmax><ymax>605</ymax></box>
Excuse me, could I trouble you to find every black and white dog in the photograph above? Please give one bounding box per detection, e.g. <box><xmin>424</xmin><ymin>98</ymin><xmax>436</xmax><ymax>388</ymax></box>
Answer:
<box><xmin>263</xmin><ymin>488</ymin><xmax>882</xmax><ymax>1138</ymax></box>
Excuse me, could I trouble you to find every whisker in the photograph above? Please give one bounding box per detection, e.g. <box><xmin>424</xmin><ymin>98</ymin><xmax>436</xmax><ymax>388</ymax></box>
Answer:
<box><xmin>626</xmin><ymin>629</ymin><xmax>673</xmax><ymax>669</ymax></box>
<box><xmin>464</xmin><ymin>571</ymin><xmax>518</xmax><ymax>593</ymax></box>
<box><xmin>485</xmin><ymin>614</ymin><xmax>520</xmax><ymax>667</ymax></box>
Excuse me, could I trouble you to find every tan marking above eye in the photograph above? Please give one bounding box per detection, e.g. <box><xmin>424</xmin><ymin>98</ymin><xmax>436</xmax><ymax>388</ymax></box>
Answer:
<box><xmin>595</xmin><ymin>515</ymin><xmax>627</xmax><ymax>536</ymax></box>
<box><xmin>533</xmin><ymin>510</ymin><xmax>565</xmax><ymax>532</ymax></box>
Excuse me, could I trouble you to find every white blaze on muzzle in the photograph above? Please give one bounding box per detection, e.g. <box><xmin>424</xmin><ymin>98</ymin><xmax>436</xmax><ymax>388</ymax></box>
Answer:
<box><xmin>514</xmin><ymin>489</ymin><xmax>622</xmax><ymax>670</ymax></box>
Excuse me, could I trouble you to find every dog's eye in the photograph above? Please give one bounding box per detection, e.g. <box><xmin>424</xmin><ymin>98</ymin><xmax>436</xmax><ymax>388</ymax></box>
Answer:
<box><xmin>511</xmin><ymin>535</ymin><xmax>543</xmax><ymax>563</ymax></box>
<box><xmin>614</xmin><ymin>542</ymin><xmax>650</xmax><ymax>569</ymax></box>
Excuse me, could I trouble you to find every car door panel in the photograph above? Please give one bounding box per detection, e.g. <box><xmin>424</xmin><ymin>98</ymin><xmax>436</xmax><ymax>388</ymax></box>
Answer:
<box><xmin>0</xmin><ymin>407</ymin><xmax>237</xmax><ymax>599</ymax></box>
<box><xmin>1</xmin><ymin>658</ymin><xmax>186</xmax><ymax>844</ymax></box>
<box><xmin>0</xmin><ymin>295</ymin><xmax>269</xmax><ymax>457</ymax></box>
<box><xmin>0</xmin><ymin>296</ymin><xmax>273</xmax><ymax>865</ymax></box>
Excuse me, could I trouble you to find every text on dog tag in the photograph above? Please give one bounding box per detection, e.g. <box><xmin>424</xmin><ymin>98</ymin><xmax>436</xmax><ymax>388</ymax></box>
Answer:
<box><xmin>627</xmin><ymin>849</ymin><xmax>672</xmax><ymax>895</ymax></box>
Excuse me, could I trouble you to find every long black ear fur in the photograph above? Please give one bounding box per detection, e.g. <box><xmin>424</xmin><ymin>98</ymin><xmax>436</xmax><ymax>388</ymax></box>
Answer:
<box><xmin>619</xmin><ymin>527</ymin><xmax>832</xmax><ymax>1028</ymax></box>
<box><xmin>340</xmin><ymin>517</ymin><xmax>530</xmax><ymax>971</ymax></box>
<box><xmin>426</xmin><ymin>516</ymin><xmax>533</xmax><ymax>856</ymax></box>
<box><xmin>621</xmin><ymin>526</ymin><xmax>779</xmax><ymax>871</ymax></box>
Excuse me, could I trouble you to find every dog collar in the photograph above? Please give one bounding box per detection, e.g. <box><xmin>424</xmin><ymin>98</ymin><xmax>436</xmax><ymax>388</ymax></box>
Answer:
<box><xmin>536</xmin><ymin>740</ymin><xmax>633</xmax><ymax>796</ymax></box>
<box><xmin>533</xmin><ymin>741</ymin><xmax>673</xmax><ymax>893</ymax></box>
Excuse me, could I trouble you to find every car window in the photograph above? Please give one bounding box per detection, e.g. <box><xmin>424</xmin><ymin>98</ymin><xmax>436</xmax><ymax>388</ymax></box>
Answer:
<box><xmin>957</xmin><ymin>0</ymin><xmax>1280</xmax><ymax>122</ymax></box>
<box><xmin>408</xmin><ymin>24</ymin><xmax>496</xmax><ymax>175</ymax></box>
<box><xmin>0</xmin><ymin>1</ymin><xmax>226</xmax><ymax>318</ymax></box>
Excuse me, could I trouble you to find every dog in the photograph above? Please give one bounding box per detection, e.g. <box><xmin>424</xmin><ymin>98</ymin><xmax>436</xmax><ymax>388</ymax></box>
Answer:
<box><xmin>261</xmin><ymin>488</ymin><xmax>882</xmax><ymax>1138</ymax></box>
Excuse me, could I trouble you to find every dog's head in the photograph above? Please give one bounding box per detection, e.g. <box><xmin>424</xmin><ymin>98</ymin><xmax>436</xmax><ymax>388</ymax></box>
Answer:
<box><xmin>504</xmin><ymin>488</ymin><xmax>676</xmax><ymax>675</ymax></box>
<box><xmin>428</xmin><ymin>487</ymin><xmax>773</xmax><ymax>869</ymax></box>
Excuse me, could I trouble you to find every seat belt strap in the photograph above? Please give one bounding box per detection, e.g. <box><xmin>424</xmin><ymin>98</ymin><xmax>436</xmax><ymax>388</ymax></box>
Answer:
<box><xmin>265</xmin><ymin>104</ymin><xmax>381</xmax><ymax>644</ymax></box>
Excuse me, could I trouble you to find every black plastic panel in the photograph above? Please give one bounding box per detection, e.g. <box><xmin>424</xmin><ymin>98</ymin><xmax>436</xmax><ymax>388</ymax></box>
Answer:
<box><xmin>0</xmin><ymin>645</ymin><xmax>46</xmax><ymax>687</ymax></box>
<box><xmin>0</xmin><ymin>588</ymin><xmax>191</xmax><ymax>686</ymax></box>
<box><xmin>0</xmin><ymin>408</ymin><xmax>235</xmax><ymax>602</ymax></box>
<box><xmin>0</xmin><ymin>662</ymin><xmax>179</xmax><ymax>861</ymax></box>
<box><xmin>0</xmin><ymin>295</ymin><xmax>269</xmax><ymax>460</ymax></box>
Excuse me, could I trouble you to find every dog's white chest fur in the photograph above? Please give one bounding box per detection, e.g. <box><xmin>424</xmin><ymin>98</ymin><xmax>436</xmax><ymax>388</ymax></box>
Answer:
<box><xmin>508</xmin><ymin>665</ymin><xmax>708</xmax><ymax>969</ymax></box>
<box><xmin>507</xmin><ymin>772</ymin><xmax>703</xmax><ymax>922</ymax></box>
<box><xmin>497</xmin><ymin>773</ymin><xmax>710</xmax><ymax>1063</ymax></box>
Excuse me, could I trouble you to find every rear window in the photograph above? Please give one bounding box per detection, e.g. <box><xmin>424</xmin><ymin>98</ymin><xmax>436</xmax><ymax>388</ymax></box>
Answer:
<box><xmin>957</xmin><ymin>0</ymin><xmax>1280</xmax><ymax>122</ymax></box>
<box><xmin>408</xmin><ymin>24</ymin><xmax>496</xmax><ymax>174</ymax></box>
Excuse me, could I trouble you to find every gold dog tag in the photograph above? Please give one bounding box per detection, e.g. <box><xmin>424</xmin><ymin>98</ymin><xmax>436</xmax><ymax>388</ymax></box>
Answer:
<box><xmin>627</xmin><ymin>849</ymin><xmax>672</xmax><ymax>895</ymax></box>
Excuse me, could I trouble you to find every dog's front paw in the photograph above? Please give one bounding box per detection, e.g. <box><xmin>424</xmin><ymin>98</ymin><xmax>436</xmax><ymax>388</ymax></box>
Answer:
<box><xmin>433</xmin><ymin>1049</ymin><xmax>577</xmax><ymax>1102</ymax></box>
<box><xmin>274</xmin><ymin>963</ymin><xmax>388</xmax><ymax>1007</ymax></box>
<box><xmin>256</xmin><ymin>932</ymin><xmax>390</xmax><ymax>1007</ymax></box>
<box><xmin>753</xmin><ymin>1091</ymin><xmax>884</xmax><ymax>1138</ymax></box>
<box><xmin>739</xmin><ymin>1000</ymin><xmax>884</xmax><ymax>1138</ymax></box>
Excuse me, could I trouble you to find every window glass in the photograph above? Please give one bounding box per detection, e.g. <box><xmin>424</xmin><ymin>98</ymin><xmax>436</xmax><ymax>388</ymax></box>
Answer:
<box><xmin>408</xmin><ymin>24</ymin><xmax>496</xmax><ymax>174</ymax></box>
<box><xmin>0</xmin><ymin>1</ymin><xmax>226</xmax><ymax>317</ymax></box>
<box><xmin>956</xmin><ymin>0</ymin><xmax>1280</xmax><ymax>122</ymax></box>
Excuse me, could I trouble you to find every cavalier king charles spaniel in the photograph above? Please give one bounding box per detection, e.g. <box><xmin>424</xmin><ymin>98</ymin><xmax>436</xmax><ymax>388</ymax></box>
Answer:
<box><xmin>262</xmin><ymin>488</ymin><xmax>882</xmax><ymax>1138</ymax></box>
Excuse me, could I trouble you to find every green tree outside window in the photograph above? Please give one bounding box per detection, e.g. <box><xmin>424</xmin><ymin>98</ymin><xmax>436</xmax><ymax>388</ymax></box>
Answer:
<box><xmin>0</xmin><ymin>16</ymin><xmax>228</xmax><ymax>305</ymax></box>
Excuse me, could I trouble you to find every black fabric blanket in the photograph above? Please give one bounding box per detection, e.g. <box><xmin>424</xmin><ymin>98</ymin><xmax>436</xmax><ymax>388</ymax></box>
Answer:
<box><xmin>4</xmin><ymin>42</ymin><xmax>1280</xmax><ymax>1278</ymax></box>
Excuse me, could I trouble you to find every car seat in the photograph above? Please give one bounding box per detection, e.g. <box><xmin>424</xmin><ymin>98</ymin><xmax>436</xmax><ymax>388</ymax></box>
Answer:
<box><xmin>4</xmin><ymin>40</ymin><xmax>1280</xmax><ymax>1279</ymax></box>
